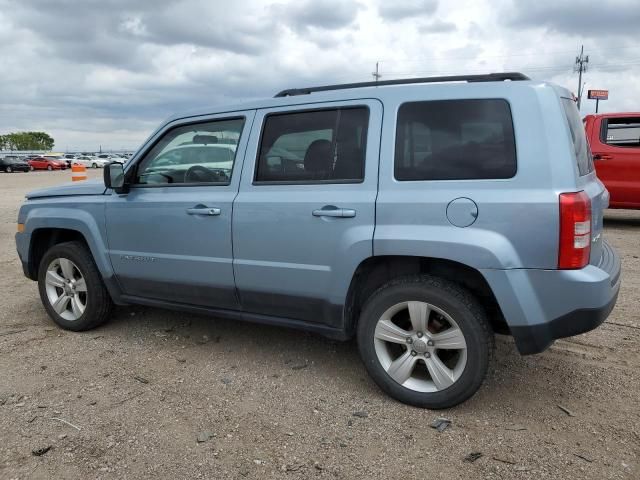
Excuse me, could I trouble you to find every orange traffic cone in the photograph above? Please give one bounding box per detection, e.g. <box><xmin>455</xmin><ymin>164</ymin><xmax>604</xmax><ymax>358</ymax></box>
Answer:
<box><xmin>71</xmin><ymin>163</ymin><xmax>87</xmax><ymax>182</ymax></box>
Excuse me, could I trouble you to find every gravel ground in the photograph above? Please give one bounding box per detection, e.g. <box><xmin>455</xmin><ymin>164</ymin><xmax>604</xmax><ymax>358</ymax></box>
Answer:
<box><xmin>1</xmin><ymin>170</ymin><xmax>638</xmax><ymax>479</ymax></box>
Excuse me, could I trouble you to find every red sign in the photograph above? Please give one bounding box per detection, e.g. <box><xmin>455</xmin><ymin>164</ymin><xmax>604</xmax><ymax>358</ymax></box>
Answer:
<box><xmin>588</xmin><ymin>89</ymin><xmax>608</xmax><ymax>100</ymax></box>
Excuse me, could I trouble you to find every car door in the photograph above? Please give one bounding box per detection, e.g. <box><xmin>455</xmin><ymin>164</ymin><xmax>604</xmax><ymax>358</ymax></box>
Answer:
<box><xmin>592</xmin><ymin>115</ymin><xmax>640</xmax><ymax>207</ymax></box>
<box><xmin>105</xmin><ymin>111</ymin><xmax>255</xmax><ymax>309</ymax></box>
<box><xmin>233</xmin><ymin>100</ymin><xmax>382</xmax><ymax>327</ymax></box>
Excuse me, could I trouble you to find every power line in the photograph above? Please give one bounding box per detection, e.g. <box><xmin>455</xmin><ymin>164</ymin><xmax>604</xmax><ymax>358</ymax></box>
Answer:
<box><xmin>370</xmin><ymin>44</ymin><xmax>640</xmax><ymax>65</ymax></box>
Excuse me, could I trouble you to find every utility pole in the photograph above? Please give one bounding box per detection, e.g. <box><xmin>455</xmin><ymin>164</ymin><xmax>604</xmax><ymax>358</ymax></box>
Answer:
<box><xmin>574</xmin><ymin>45</ymin><xmax>589</xmax><ymax>110</ymax></box>
<box><xmin>372</xmin><ymin>62</ymin><xmax>381</xmax><ymax>83</ymax></box>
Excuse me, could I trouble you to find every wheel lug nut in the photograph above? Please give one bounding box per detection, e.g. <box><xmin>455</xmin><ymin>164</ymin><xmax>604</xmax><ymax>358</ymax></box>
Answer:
<box><xmin>410</xmin><ymin>350</ymin><xmax>417</xmax><ymax>356</ymax></box>
<box><xmin>427</xmin><ymin>340</ymin><xmax>434</xmax><ymax>346</ymax></box>
<box><xmin>424</xmin><ymin>352</ymin><xmax>431</xmax><ymax>358</ymax></box>
<box><xmin>406</xmin><ymin>337</ymin><xmax>413</xmax><ymax>344</ymax></box>
<box><xmin>416</xmin><ymin>332</ymin><xmax>423</xmax><ymax>338</ymax></box>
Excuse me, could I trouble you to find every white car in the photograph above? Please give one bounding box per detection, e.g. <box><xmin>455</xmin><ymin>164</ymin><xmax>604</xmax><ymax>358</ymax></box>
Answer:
<box><xmin>97</xmin><ymin>154</ymin><xmax>127</xmax><ymax>162</ymax></box>
<box><xmin>74</xmin><ymin>156</ymin><xmax>109</xmax><ymax>168</ymax></box>
<box><xmin>142</xmin><ymin>144</ymin><xmax>236</xmax><ymax>183</ymax></box>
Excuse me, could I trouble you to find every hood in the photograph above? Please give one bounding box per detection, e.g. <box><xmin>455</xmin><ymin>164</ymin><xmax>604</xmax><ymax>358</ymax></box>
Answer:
<box><xmin>26</xmin><ymin>179</ymin><xmax>108</xmax><ymax>199</ymax></box>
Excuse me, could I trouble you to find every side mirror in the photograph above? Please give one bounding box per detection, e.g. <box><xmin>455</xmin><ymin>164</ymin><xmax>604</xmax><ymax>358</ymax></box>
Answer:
<box><xmin>104</xmin><ymin>162</ymin><xmax>128</xmax><ymax>194</ymax></box>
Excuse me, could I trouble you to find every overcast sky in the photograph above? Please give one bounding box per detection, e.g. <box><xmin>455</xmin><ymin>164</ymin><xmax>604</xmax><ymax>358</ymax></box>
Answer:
<box><xmin>1</xmin><ymin>0</ymin><xmax>639</xmax><ymax>151</ymax></box>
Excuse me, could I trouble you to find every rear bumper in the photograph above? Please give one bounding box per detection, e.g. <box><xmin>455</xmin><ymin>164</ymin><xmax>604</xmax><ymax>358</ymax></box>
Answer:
<box><xmin>509</xmin><ymin>287</ymin><xmax>618</xmax><ymax>354</ymax></box>
<box><xmin>481</xmin><ymin>241</ymin><xmax>621</xmax><ymax>355</ymax></box>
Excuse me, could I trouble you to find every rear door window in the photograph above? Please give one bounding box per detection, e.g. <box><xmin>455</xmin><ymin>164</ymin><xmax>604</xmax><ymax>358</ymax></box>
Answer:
<box><xmin>561</xmin><ymin>98</ymin><xmax>594</xmax><ymax>176</ymax></box>
<box><xmin>601</xmin><ymin>117</ymin><xmax>640</xmax><ymax>148</ymax></box>
<box><xmin>395</xmin><ymin>99</ymin><xmax>517</xmax><ymax>180</ymax></box>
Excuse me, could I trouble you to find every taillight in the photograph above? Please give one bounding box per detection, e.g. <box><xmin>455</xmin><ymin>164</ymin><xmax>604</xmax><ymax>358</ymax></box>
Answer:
<box><xmin>558</xmin><ymin>191</ymin><xmax>591</xmax><ymax>269</ymax></box>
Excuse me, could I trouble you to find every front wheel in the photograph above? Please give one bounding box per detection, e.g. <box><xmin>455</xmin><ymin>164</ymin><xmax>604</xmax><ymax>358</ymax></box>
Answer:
<box><xmin>38</xmin><ymin>241</ymin><xmax>113</xmax><ymax>331</ymax></box>
<box><xmin>47</xmin><ymin>165</ymin><xmax>53</xmax><ymax>171</ymax></box>
<box><xmin>6</xmin><ymin>166</ymin><xmax>12</xmax><ymax>173</ymax></box>
<box><xmin>92</xmin><ymin>163</ymin><xmax>98</xmax><ymax>168</ymax></box>
<box><xmin>357</xmin><ymin>275</ymin><xmax>493</xmax><ymax>409</ymax></box>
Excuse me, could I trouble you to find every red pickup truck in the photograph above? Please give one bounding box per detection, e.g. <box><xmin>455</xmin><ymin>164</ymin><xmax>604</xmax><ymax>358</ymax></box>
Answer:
<box><xmin>584</xmin><ymin>113</ymin><xmax>640</xmax><ymax>209</ymax></box>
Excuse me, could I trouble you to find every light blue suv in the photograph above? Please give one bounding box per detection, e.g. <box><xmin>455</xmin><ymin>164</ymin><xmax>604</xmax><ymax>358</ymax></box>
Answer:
<box><xmin>15</xmin><ymin>73</ymin><xmax>621</xmax><ymax>408</ymax></box>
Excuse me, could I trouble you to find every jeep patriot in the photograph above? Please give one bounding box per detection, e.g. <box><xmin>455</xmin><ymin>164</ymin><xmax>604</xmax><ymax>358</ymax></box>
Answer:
<box><xmin>16</xmin><ymin>73</ymin><xmax>621</xmax><ymax>408</ymax></box>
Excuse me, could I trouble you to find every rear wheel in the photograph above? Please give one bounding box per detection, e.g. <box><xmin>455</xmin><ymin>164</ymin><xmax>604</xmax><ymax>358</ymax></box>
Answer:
<box><xmin>357</xmin><ymin>275</ymin><xmax>493</xmax><ymax>409</ymax></box>
<box><xmin>92</xmin><ymin>163</ymin><xmax>98</xmax><ymax>168</ymax></box>
<box><xmin>6</xmin><ymin>166</ymin><xmax>12</xmax><ymax>173</ymax></box>
<box><xmin>30</xmin><ymin>165</ymin><xmax>35</xmax><ymax>171</ymax></box>
<box><xmin>38</xmin><ymin>241</ymin><xmax>113</xmax><ymax>331</ymax></box>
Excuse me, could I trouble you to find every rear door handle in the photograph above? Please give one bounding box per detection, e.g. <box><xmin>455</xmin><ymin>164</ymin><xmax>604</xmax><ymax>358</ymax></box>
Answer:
<box><xmin>186</xmin><ymin>205</ymin><xmax>221</xmax><ymax>216</ymax></box>
<box><xmin>593</xmin><ymin>154</ymin><xmax>613</xmax><ymax>161</ymax></box>
<box><xmin>312</xmin><ymin>206</ymin><xmax>356</xmax><ymax>218</ymax></box>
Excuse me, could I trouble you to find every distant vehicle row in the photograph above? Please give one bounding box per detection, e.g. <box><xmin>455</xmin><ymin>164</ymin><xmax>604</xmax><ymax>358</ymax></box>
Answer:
<box><xmin>0</xmin><ymin>153</ymin><xmax>131</xmax><ymax>172</ymax></box>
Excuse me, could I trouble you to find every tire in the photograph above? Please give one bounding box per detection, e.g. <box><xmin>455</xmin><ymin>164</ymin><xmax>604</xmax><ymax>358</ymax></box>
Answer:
<box><xmin>47</xmin><ymin>165</ymin><xmax>53</xmax><ymax>171</ymax></box>
<box><xmin>37</xmin><ymin>241</ymin><xmax>113</xmax><ymax>331</ymax></box>
<box><xmin>30</xmin><ymin>165</ymin><xmax>35</xmax><ymax>171</ymax></box>
<box><xmin>92</xmin><ymin>163</ymin><xmax>98</xmax><ymax>168</ymax></box>
<box><xmin>6</xmin><ymin>166</ymin><xmax>12</xmax><ymax>173</ymax></box>
<box><xmin>357</xmin><ymin>275</ymin><xmax>493</xmax><ymax>409</ymax></box>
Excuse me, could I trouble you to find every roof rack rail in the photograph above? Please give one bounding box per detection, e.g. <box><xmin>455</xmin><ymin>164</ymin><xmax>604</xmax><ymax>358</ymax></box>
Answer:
<box><xmin>275</xmin><ymin>72</ymin><xmax>530</xmax><ymax>97</ymax></box>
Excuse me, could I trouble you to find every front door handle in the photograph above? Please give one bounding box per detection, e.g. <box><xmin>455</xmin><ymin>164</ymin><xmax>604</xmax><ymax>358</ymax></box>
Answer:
<box><xmin>186</xmin><ymin>205</ymin><xmax>221</xmax><ymax>216</ymax></box>
<box><xmin>593</xmin><ymin>154</ymin><xmax>613</xmax><ymax>161</ymax></box>
<box><xmin>312</xmin><ymin>206</ymin><xmax>356</xmax><ymax>218</ymax></box>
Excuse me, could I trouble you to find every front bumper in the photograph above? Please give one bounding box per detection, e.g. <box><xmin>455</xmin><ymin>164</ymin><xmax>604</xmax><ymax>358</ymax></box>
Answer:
<box><xmin>482</xmin><ymin>241</ymin><xmax>621</xmax><ymax>355</ymax></box>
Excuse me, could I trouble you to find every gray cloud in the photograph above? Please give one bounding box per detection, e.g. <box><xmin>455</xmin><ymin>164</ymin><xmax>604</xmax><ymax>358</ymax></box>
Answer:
<box><xmin>1</xmin><ymin>0</ymin><xmax>639</xmax><ymax>151</ymax></box>
<box><xmin>419</xmin><ymin>19</ymin><xmax>456</xmax><ymax>34</ymax></box>
<box><xmin>378</xmin><ymin>0</ymin><xmax>438</xmax><ymax>21</ymax></box>
<box><xmin>505</xmin><ymin>1</ymin><xmax>640</xmax><ymax>37</ymax></box>
<box><xmin>271</xmin><ymin>0</ymin><xmax>362</xmax><ymax>32</ymax></box>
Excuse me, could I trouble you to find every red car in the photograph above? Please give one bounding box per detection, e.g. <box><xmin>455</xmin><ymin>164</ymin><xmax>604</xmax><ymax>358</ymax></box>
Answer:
<box><xmin>584</xmin><ymin>113</ymin><xmax>640</xmax><ymax>209</ymax></box>
<box><xmin>28</xmin><ymin>156</ymin><xmax>67</xmax><ymax>171</ymax></box>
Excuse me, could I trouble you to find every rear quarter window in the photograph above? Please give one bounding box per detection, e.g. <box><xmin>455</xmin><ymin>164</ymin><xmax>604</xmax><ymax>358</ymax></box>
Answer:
<box><xmin>561</xmin><ymin>98</ymin><xmax>594</xmax><ymax>176</ymax></box>
<box><xmin>394</xmin><ymin>99</ymin><xmax>517</xmax><ymax>181</ymax></box>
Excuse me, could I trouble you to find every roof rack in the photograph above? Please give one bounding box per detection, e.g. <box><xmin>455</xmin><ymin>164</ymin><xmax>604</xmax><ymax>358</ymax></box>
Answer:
<box><xmin>275</xmin><ymin>72</ymin><xmax>530</xmax><ymax>97</ymax></box>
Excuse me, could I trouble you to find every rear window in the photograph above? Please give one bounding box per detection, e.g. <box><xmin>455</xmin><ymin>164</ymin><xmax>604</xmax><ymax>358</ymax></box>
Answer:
<box><xmin>561</xmin><ymin>98</ymin><xmax>594</xmax><ymax>176</ymax></box>
<box><xmin>601</xmin><ymin>117</ymin><xmax>640</xmax><ymax>148</ymax></box>
<box><xmin>394</xmin><ymin>99</ymin><xmax>517</xmax><ymax>181</ymax></box>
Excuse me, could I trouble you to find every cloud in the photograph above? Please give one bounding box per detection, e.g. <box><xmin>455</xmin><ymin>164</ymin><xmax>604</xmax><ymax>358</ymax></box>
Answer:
<box><xmin>271</xmin><ymin>0</ymin><xmax>362</xmax><ymax>32</ymax></box>
<box><xmin>378</xmin><ymin>0</ymin><xmax>438</xmax><ymax>21</ymax></box>
<box><xmin>0</xmin><ymin>0</ymin><xmax>639</xmax><ymax>151</ymax></box>
<box><xmin>419</xmin><ymin>19</ymin><xmax>456</xmax><ymax>34</ymax></box>
<box><xmin>504</xmin><ymin>0</ymin><xmax>640</xmax><ymax>37</ymax></box>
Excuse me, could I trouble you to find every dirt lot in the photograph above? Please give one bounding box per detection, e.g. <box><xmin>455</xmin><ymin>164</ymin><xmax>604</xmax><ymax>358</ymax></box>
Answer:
<box><xmin>0</xmin><ymin>169</ymin><xmax>638</xmax><ymax>479</ymax></box>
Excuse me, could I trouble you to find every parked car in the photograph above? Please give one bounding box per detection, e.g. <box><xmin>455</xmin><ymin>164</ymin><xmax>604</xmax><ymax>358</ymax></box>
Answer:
<box><xmin>142</xmin><ymin>143</ymin><xmax>236</xmax><ymax>182</ymax></box>
<box><xmin>97</xmin><ymin>154</ymin><xmax>126</xmax><ymax>162</ymax></box>
<box><xmin>584</xmin><ymin>112</ymin><xmax>640</xmax><ymax>209</ymax></box>
<box><xmin>0</xmin><ymin>156</ymin><xmax>30</xmax><ymax>172</ymax></box>
<box><xmin>74</xmin><ymin>156</ymin><xmax>109</xmax><ymax>168</ymax></box>
<box><xmin>28</xmin><ymin>156</ymin><xmax>67</xmax><ymax>171</ymax></box>
<box><xmin>15</xmin><ymin>73</ymin><xmax>621</xmax><ymax>408</ymax></box>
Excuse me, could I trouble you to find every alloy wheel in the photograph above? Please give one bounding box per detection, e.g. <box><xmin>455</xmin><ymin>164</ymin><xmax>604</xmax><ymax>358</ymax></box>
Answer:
<box><xmin>44</xmin><ymin>258</ymin><xmax>88</xmax><ymax>321</ymax></box>
<box><xmin>374</xmin><ymin>301</ymin><xmax>467</xmax><ymax>393</ymax></box>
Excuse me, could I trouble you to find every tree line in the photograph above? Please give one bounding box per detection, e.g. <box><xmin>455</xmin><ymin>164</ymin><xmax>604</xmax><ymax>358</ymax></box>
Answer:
<box><xmin>0</xmin><ymin>132</ymin><xmax>55</xmax><ymax>151</ymax></box>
